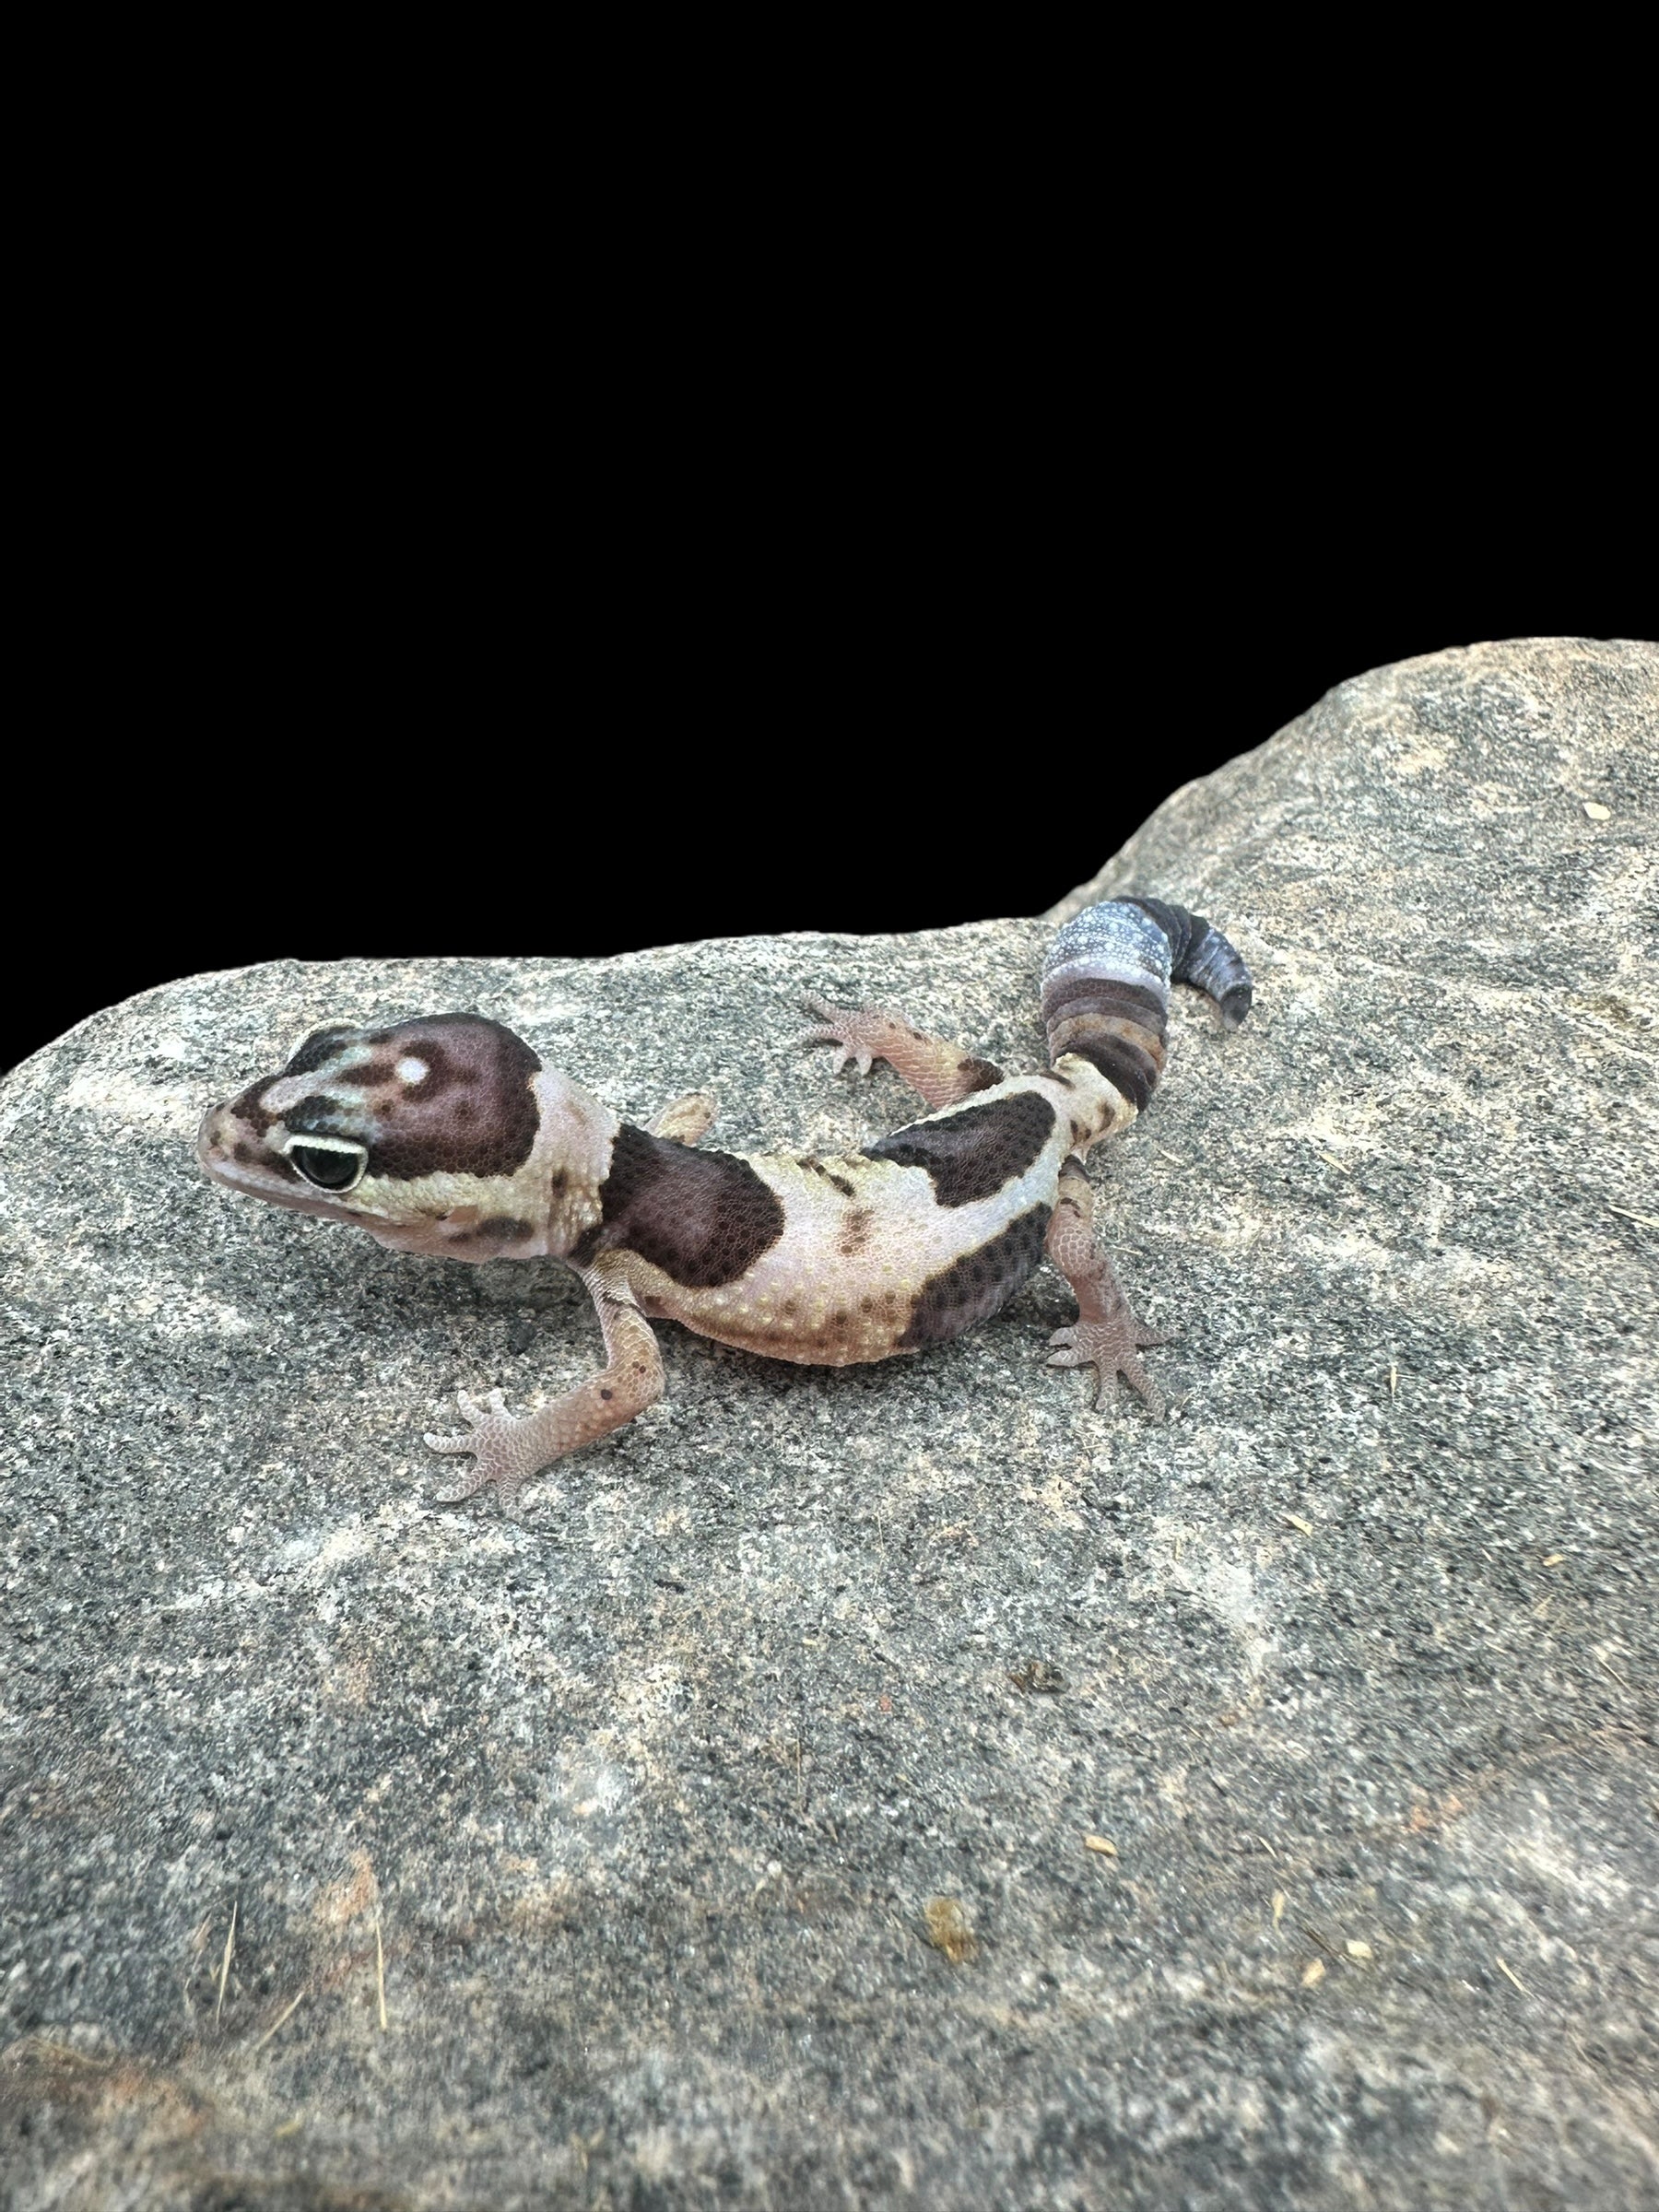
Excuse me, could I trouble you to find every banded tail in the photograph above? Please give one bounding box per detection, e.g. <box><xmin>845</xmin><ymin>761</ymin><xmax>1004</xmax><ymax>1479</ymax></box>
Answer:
<box><xmin>1041</xmin><ymin>897</ymin><xmax>1253</xmax><ymax>1117</ymax></box>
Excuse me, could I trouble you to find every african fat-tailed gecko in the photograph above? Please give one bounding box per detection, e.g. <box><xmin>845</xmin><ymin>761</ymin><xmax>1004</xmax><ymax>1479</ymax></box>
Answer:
<box><xmin>196</xmin><ymin>898</ymin><xmax>1253</xmax><ymax>1508</ymax></box>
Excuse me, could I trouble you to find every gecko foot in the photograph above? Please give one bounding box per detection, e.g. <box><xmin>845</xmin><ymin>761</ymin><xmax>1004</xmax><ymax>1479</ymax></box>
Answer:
<box><xmin>425</xmin><ymin>1389</ymin><xmax>543</xmax><ymax>1512</ymax></box>
<box><xmin>797</xmin><ymin>995</ymin><xmax>889</xmax><ymax>1077</ymax></box>
<box><xmin>1046</xmin><ymin>1317</ymin><xmax>1169</xmax><ymax>1418</ymax></box>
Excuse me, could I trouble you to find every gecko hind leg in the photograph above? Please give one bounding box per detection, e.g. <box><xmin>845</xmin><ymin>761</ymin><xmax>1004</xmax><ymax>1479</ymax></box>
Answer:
<box><xmin>1043</xmin><ymin>1161</ymin><xmax>1169</xmax><ymax>1418</ymax></box>
<box><xmin>798</xmin><ymin>995</ymin><xmax>1003</xmax><ymax>1111</ymax></box>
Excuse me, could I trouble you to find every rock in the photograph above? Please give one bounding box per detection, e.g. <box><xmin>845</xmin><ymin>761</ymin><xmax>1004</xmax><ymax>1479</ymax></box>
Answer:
<box><xmin>3</xmin><ymin>638</ymin><xmax>1655</xmax><ymax>2208</ymax></box>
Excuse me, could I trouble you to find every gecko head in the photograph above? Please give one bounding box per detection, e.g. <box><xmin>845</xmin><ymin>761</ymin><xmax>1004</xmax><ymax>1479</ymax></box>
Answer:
<box><xmin>196</xmin><ymin>1013</ymin><xmax>559</xmax><ymax>1255</ymax></box>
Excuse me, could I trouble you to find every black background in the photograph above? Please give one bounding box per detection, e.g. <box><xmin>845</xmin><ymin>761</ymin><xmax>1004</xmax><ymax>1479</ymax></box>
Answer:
<box><xmin>6</xmin><ymin>554</ymin><xmax>1645</xmax><ymax>1081</ymax></box>
<box><xmin>7</xmin><ymin>86</ymin><xmax>1650</xmax><ymax>1080</ymax></box>
<box><xmin>7</xmin><ymin>245</ymin><xmax>1648</xmax><ymax>1083</ymax></box>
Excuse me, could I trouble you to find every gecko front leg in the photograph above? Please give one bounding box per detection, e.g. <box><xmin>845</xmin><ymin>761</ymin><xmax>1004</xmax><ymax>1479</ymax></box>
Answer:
<box><xmin>1043</xmin><ymin>1161</ymin><xmax>1168</xmax><ymax>1417</ymax></box>
<box><xmin>799</xmin><ymin>995</ymin><xmax>1003</xmax><ymax>1110</ymax></box>
<box><xmin>425</xmin><ymin>1253</ymin><xmax>664</xmax><ymax>1510</ymax></box>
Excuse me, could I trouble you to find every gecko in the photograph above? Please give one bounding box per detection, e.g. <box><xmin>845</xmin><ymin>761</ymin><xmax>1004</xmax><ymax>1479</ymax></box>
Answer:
<box><xmin>196</xmin><ymin>898</ymin><xmax>1253</xmax><ymax>1509</ymax></box>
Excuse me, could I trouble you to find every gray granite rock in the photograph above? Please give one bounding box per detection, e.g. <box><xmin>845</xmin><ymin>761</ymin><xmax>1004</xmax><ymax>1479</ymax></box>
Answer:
<box><xmin>3</xmin><ymin>638</ymin><xmax>1655</xmax><ymax>2210</ymax></box>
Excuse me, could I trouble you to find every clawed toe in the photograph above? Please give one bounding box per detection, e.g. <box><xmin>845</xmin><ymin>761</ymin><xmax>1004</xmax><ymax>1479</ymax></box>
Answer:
<box><xmin>1044</xmin><ymin>1317</ymin><xmax>1168</xmax><ymax>1418</ymax></box>
<box><xmin>434</xmin><ymin>1465</ymin><xmax>496</xmax><ymax>1505</ymax></box>
<box><xmin>424</xmin><ymin>1388</ymin><xmax>531</xmax><ymax>1511</ymax></box>
<box><xmin>799</xmin><ymin>1040</ymin><xmax>873</xmax><ymax>1076</ymax></box>
<box><xmin>451</xmin><ymin>1386</ymin><xmax>506</xmax><ymax>1428</ymax></box>
<box><xmin>1045</xmin><ymin>1326</ymin><xmax>1089</xmax><ymax>1369</ymax></box>
<box><xmin>798</xmin><ymin>997</ymin><xmax>878</xmax><ymax>1077</ymax></box>
<box><xmin>424</xmin><ymin>1420</ymin><xmax>495</xmax><ymax>1504</ymax></box>
<box><xmin>797</xmin><ymin>996</ymin><xmax>848</xmax><ymax>1047</ymax></box>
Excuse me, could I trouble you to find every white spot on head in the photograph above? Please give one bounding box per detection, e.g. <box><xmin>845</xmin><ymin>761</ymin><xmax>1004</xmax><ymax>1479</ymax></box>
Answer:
<box><xmin>395</xmin><ymin>1056</ymin><xmax>429</xmax><ymax>1087</ymax></box>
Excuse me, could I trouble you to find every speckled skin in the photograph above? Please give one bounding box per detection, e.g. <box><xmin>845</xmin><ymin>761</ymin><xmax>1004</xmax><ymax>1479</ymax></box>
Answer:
<box><xmin>196</xmin><ymin>900</ymin><xmax>1253</xmax><ymax>1506</ymax></box>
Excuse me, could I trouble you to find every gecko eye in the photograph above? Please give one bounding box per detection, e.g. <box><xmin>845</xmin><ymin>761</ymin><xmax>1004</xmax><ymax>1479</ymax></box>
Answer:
<box><xmin>286</xmin><ymin>1138</ymin><xmax>368</xmax><ymax>1193</ymax></box>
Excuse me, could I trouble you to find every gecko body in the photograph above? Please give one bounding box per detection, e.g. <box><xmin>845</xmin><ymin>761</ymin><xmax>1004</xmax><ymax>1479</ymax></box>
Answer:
<box><xmin>197</xmin><ymin>899</ymin><xmax>1253</xmax><ymax>1506</ymax></box>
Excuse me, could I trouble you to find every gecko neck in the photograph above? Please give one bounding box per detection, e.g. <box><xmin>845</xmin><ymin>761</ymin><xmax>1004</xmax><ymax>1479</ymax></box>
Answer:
<box><xmin>535</xmin><ymin>1069</ymin><xmax>621</xmax><ymax>1260</ymax></box>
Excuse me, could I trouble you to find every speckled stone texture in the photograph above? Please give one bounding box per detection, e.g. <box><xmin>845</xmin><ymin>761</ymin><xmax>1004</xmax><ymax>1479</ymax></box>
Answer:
<box><xmin>3</xmin><ymin>639</ymin><xmax>1655</xmax><ymax>2211</ymax></box>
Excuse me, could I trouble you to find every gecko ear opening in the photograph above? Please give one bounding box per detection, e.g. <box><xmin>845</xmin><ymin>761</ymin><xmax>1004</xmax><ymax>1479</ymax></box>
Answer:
<box><xmin>286</xmin><ymin>1138</ymin><xmax>368</xmax><ymax>1193</ymax></box>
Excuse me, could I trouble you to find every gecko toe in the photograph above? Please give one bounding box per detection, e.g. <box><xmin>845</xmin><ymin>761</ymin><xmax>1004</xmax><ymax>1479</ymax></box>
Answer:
<box><xmin>434</xmin><ymin>1464</ymin><xmax>494</xmax><ymax>1504</ymax></box>
<box><xmin>1107</xmin><ymin>1357</ymin><xmax>1167</xmax><ymax>1420</ymax></box>
<box><xmin>1048</xmin><ymin>1316</ymin><xmax>1168</xmax><ymax>1419</ymax></box>
<box><xmin>800</xmin><ymin>999</ymin><xmax>881</xmax><ymax>1078</ymax></box>
<box><xmin>424</xmin><ymin>1390</ymin><xmax>537</xmax><ymax>1509</ymax></box>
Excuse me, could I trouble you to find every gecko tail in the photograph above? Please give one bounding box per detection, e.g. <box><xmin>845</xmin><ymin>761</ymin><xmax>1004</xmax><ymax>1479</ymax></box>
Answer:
<box><xmin>1041</xmin><ymin>897</ymin><xmax>1253</xmax><ymax>1118</ymax></box>
<box><xmin>1121</xmin><ymin>898</ymin><xmax>1254</xmax><ymax>1030</ymax></box>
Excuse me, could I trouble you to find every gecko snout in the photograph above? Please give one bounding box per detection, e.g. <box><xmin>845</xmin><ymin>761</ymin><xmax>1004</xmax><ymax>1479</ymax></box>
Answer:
<box><xmin>196</xmin><ymin>1101</ymin><xmax>236</xmax><ymax>1170</ymax></box>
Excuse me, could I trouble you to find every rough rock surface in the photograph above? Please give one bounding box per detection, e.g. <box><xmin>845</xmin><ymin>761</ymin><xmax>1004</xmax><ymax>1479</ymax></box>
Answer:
<box><xmin>3</xmin><ymin>638</ymin><xmax>1656</xmax><ymax>2210</ymax></box>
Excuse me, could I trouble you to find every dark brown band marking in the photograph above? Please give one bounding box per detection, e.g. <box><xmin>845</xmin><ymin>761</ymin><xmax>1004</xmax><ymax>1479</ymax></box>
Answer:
<box><xmin>865</xmin><ymin>1090</ymin><xmax>1056</xmax><ymax>1208</ymax></box>
<box><xmin>226</xmin><ymin>1079</ymin><xmax>281</xmax><ymax>1137</ymax></box>
<box><xmin>359</xmin><ymin>1017</ymin><xmax>541</xmax><ymax>1180</ymax></box>
<box><xmin>216</xmin><ymin>1013</ymin><xmax>545</xmax><ymax>1187</ymax></box>
<box><xmin>799</xmin><ymin>1158</ymin><xmax>856</xmax><ymax>1198</ymax></box>
<box><xmin>574</xmin><ymin>1123</ymin><xmax>785</xmax><ymax>1288</ymax></box>
<box><xmin>285</xmin><ymin>1092</ymin><xmax>344</xmax><ymax>1134</ymax></box>
<box><xmin>1064</xmin><ymin>1035</ymin><xmax>1158</xmax><ymax>1114</ymax></box>
<box><xmin>955</xmin><ymin>1055</ymin><xmax>1005</xmax><ymax>1094</ymax></box>
<box><xmin>899</xmin><ymin>1204</ymin><xmax>1052</xmax><ymax>1349</ymax></box>
<box><xmin>234</xmin><ymin>1013</ymin><xmax>545</xmax><ymax>1182</ymax></box>
<box><xmin>1041</xmin><ymin>979</ymin><xmax>1168</xmax><ymax>1037</ymax></box>
<box><xmin>282</xmin><ymin>1024</ymin><xmax>360</xmax><ymax>1077</ymax></box>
